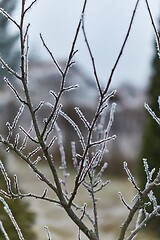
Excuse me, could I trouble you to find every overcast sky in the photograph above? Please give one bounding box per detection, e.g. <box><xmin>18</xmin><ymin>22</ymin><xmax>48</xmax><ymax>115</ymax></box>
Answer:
<box><xmin>13</xmin><ymin>0</ymin><xmax>160</xmax><ymax>89</ymax></box>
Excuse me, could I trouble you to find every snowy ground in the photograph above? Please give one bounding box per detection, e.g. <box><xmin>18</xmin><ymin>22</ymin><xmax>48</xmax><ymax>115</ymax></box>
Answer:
<box><xmin>6</xmin><ymin>155</ymin><xmax>158</xmax><ymax>240</ymax></box>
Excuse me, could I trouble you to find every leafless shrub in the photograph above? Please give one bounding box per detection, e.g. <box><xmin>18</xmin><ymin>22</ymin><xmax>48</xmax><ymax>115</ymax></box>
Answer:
<box><xmin>0</xmin><ymin>1</ymin><xmax>160</xmax><ymax>240</ymax></box>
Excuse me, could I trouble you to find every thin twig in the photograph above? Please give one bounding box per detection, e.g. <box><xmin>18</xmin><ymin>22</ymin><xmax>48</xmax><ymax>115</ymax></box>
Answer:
<box><xmin>0</xmin><ymin>197</ymin><xmax>24</xmax><ymax>240</ymax></box>
<box><xmin>103</xmin><ymin>0</ymin><xmax>140</xmax><ymax>95</ymax></box>
<box><xmin>0</xmin><ymin>57</ymin><xmax>22</xmax><ymax>80</ymax></box>
<box><xmin>0</xmin><ymin>7</ymin><xmax>20</xmax><ymax>29</ymax></box>
<box><xmin>40</xmin><ymin>33</ymin><xmax>63</xmax><ymax>75</ymax></box>
<box><xmin>145</xmin><ymin>0</ymin><xmax>160</xmax><ymax>54</ymax></box>
<box><xmin>60</xmin><ymin>0</ymin><xmax>88</xmax><ymax>91</ymax></box>
<box><xmin>23</xmin><ymin>0</ymin><xmax>38</xmax><ymax>16</ymax></box>
<box><xmin>82</xmin><ymin>15</ymin><xmax>103</xmax><ymax>96</ymax></box>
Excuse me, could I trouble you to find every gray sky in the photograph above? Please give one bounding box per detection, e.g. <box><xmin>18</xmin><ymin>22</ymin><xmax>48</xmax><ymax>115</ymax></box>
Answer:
<box><xmin>13</xmin><ymin>0</ymin><xmax>160</xmax><ymax>89</ymax></box>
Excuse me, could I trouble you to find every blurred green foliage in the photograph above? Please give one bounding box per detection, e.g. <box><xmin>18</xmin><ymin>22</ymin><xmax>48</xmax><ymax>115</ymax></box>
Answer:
<box><xmin>139</xmin><ymin>20</ymin><xmax>160</xmax><ymax>235</ymax></box>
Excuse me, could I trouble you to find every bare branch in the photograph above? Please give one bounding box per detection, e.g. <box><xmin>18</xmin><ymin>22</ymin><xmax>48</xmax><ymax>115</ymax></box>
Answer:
<box><xmin>60</xmin><ymin>0</ymin><xmax>88</xmax><ymax>91</ymax></box>
<box><xmin>24</xmin><ymin>0</ymin><xmax>38</xmax><ymax>16</ymax></box>
<box><xmin>0</xmin><ymin>58</ymin><xmax>21</xmax><ymax>80</ymax></box>
<box><xmin>103</xmin><ymin>0</ymin><xmax>140</xmax><ymax>95</ymax></box>
<box><xmin>145</xmin><ymin>0</ymin><xmax>160</xmax><ymax>55</ymax></box>
<box><xmin>0</xmin><ymin>7</ymin><xmax>20</xmax><ymax>29</ymax></box>
<box><xmin>4</xmin><ymin>78</ymin><xmax>26</xmax><ymax>104</ymax></box>
<box><xmin>119</xmin><ymin>192</ymin><xmax>131</xmax><ymax>211</ymax></box>
<box><xmin>0</xmin><ymin>137</ymin><xmax>58</xmax><ymax>195</ymax></box>
<box><xmin>60</xmin><ymin>110</ymin><xmax>86</xmax><ymax>151</ymax></box>
<box><xmin>0</xmin><ymin>197</ymin><xmax>24</xmax><ymax>240</ymax></box>
<box><xmin>82</xmin><ymin>15</ymin><xmax>103</xmax><ymax>96</ymax></box>
<box><xmin>44</xmin><ymin>226</ymin><xmax>52</xmax><ymax>240</ymax></box>
<box><xmin>40</xmin><ymin>33</ymin><xmax>63</xmax><ymax>75</ymax></box>
<box><xmin>19</xmin><ymin>125</ymin><xmax>39</xmax><ymax>144</ymax></box>
<box><xmin>75</xmin><ymin>107</ymin><xmax>91</xmax><ymax>130</ymax></box>
<box><xmin>0</xmin><ymin>221</ymin><xmax>10</xmax><ymax>240</ymax></box>
<box><xmin>144</xmin><ymin>103</ymin><xmax>160</xmax><ymax>125</ymax></box>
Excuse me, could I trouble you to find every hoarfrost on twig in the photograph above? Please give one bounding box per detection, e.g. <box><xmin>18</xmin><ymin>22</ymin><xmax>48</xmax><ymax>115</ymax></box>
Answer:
<box><xmin>44</xmin><ymin>226</ymin><xmax>52</xmax><ymax>240</ymax></box>
<box><xmin>60</xmin><ymin>110</ymin><xmax>85</xmax><ymax>151</ymax></box>
<box><xmin>0</xmin><ymin>197</ymin><xmax>24</xmax><ymax>240</ymax></box>
<box><xmin>6</xmin><ymin>104</ymin><xmax>25</xmax><ymax>142</ymax></box>
<box><xmin>75</xmin><ymin>107</ymin><xmax>91</xmax><ymax>130</ymax></box>
<box><xmin>0</xmin><ymin>221</ymin><xmax>10</xmax><ymax>240</ymax></box>
<box><xmin>118</xmin><ymin>192</ymin><xmax>131</xmax><ymax>210</ymax></box>
<box><xmin>143</xmin><ymin>158</ymin><xmax>155</xmax><ymax>187</ymax></box>
<box><xmin>144</xmin><ymin>102</ymin><xmax>160</xmax><ymax>125</ymax></box>
<box><xmin>123</xmin><ymin>161</ymin><xmax>141</xmax><ymax>193</ymax></box>
<box><xmin>55</xmin><ymin>123</ymin><xmax>66</xmax><ymax>170</ymax></box>
<box><xmin>145</xmin><ymin>0</ymin><xmax>160</xmax><ymax>57</ymax></box>
<box><xmin>4</xmin><ymin>78</ymin><xmax>25</xmax><ymax>104</ymax></box>
<box><xmin>0</xmin><ymin>161</ymin><xmax>12</xmax><ymax>198</ymax></box>
<box><xmin>0</xmin><ymin>7</ymin><xmax>20</xmax><ymax>29</ymax></box>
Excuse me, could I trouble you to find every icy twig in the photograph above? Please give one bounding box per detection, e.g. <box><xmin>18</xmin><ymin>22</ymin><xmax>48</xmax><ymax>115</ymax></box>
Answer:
<box><xmin>0</xmin><ymin>197</ymin><xmax>24</xmax><ymax>240</ymax></box>
<box><xmin>89</xmin><ymin>135</ymin><xmax>116</xmax><ymax>148</ymax></box>
<box><xmin>0</xmin><ymin>220</ymin><xmax>10</xmax><ymax>240</ymax></box>
<box><xmin>143</xmin><ymin>158</ymin><xmax>155</xmax><ymax>187</ymax></box>
<box><xmin>0</xmin><ymin>7</ymin><xmax>20</xmax><ymax>29</ymax></box>
<box><xmin>6</xmin><ymin>104</ymin><xmax>24</xmax><ymax>142</ymax></box>
<box><xmin>44</xmin><ymin>226</ymin><xmax>52</xmax><ymax>240</ymax></box>
<box><xmin>19</xmin><ymin>123</ymin><xmax>34</xmax><ymax>151</ymax></box>
<box><xmin>105</xmin><ymin>103</ymin><xmax>116</xmax><ymax>137</ymax></box>
<box><xmin>55</xmin><ymin>123</ymin><xmax>66</xmax><ymax>169</ymax></box>
<box><xmin>4</xmin><ymin>78</ymin><xmax>26</xmax><ymax>104</ymax></box>
<box><xmin>119</xmin><ymin>192</ymin><xmax>131</xmax><ymax>211</ymax></box>
<box><xmin>123</xmin><ymin>161</ymin><xmax>141</xmax><ymax>193</ymax></box>
<box><xmin>0</xmin><ymin>57</ymin><xmax>21</xmax><ymax>80</ymax></box>
<box><xmin>33</xmin><ymin>101</ymin><xmax>44</xmax><ymax>113</ymax></box>
<box><xmin>27</xmin><ymin>146</ymin><xmax>41</xmax><ymax>159</ymax></box>
<box><xmin>127</xmin><ymin>207</ymin><xmax>160</xmax><ymax>240</ymax></box>
<box><xmin>145</xmin><ymin>0</ymin><xmax>160</xmax><ymax>56</ymax></box>
<box><xmin>144</xmin><ymin>103</ymin><xmax>160</xmax><ymax>125</ymax></box>
<box><xmin>75</xmin><ymin>107</ymin><xmax>91</xmax><ymax>130</ymax></box>
<box><xmin>118</xmin><ymin>163</ymin><xmax>160</xmax><ymax>240</ymax></box>
<box><xmin>19</xmin><ymin>125</ymin><xmax>38</xmax><ymax>144</ymax></box>
<box><xmin>13</xmin><ymin>175</ymin><xmax>60</xmax><ymax>204</ymax></box>
<box><xmin>0</xmin><ymin>161</ymin><xmax>13</xmax><ymax>198</ymax></box>
<box><xmin>60</xmin><ymin>110</ymin><xmax>86</xmax><ymax>151</ymax></box>
<box><xmin>43</xmin><ymin>104</ymin><xmax>62</xmax><ymax>142</ymax></box>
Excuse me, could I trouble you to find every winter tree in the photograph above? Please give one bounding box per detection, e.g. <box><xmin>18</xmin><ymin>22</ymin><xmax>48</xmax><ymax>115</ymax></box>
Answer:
<box><xmin>0</xmin><ymin>1</ymin><xmax>160</xmax><ymax>240</ymax></box>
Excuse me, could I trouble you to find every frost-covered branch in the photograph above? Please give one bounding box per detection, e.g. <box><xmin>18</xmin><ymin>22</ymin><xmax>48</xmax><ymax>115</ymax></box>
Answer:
<box><xmin>145</xmin><ymin>0</ymin><xmax>160</xmax><ymax>55</ymax></box>
<box><xmin>118</xmin><ymin>161</ymin><xmax>160</xmax><ymax>240</ymax></box>
<box><xmin>0</xmin><ymin>197</ymin><xmax>24</xmax><ymax>240</ymax></box>
<box><xmin>0</xmin><ymin>0</ymin><xmax>159</xmax><ymax>240</ymax></box>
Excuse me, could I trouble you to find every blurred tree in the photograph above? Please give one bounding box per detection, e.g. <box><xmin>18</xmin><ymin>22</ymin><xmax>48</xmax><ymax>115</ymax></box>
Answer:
<box><xmin>0</xmin><ymin>0</ymin><xmax>19</xmax><ymax>87</ymax></box>
<box><xmin>139</xmin><ymin>19</ymin><xmax>160</xmax><ymax>236</ymax></box>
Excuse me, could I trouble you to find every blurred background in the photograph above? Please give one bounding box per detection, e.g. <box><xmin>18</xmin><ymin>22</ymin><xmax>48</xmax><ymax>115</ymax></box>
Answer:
<box><xmin>1</xmin><ymin>0</ymin><xmax>160</xmax><ymax>239</ymax></box>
